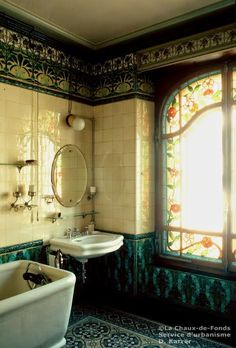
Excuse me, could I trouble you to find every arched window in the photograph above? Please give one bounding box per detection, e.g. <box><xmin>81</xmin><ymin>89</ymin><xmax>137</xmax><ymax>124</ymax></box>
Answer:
<box><xmin>158</xmin><ymin>64</ymin><xmax>236</xmax><ymax>273</ymax></box>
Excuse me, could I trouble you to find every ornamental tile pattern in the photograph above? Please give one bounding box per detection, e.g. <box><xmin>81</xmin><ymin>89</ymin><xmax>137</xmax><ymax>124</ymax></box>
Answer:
<box><xmin>0</xmin><ymin>239</ymin><xmax>44</xmax><ymax>264</ymax></box>
<box><xmin>1</xmin><ymin>21</ymin><xmax>234</xmax><ymax>103</ymax></box>
<box><xmin>66</xmin><ymin>305</ymin><xmax>230</xmax><ymax>347</ymax></box>
<box><xmin>138</xmin><ymin>24</ymin><xmax>236</xmax><ymax>71</ymax></box>
<box><xmin>96</xmin><ymin>234</ymin><xmax>236</xmax><ymax>316</ymax></box>
<box><xmin>0</xmin><ymin>25</ymin><xmax>154</xmax><ymax>103</ymax></box>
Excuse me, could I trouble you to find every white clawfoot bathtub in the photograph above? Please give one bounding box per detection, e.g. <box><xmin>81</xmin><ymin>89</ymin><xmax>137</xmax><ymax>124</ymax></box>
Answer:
<box><xmin>0</xmin><ymin>260</ymin><xmax>76</xmax><ymax>348</ymax></box>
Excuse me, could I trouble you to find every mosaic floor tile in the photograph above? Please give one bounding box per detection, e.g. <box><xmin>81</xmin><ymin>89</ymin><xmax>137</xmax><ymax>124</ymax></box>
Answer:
<box><xmin>66</xmin><ymin>316</ymin><xmax>167</xmax><ymax>347</ymax></box>
<box><xmin>66</xmin><ymin>305</ymin><xmax>231</xmax><ymax>348</ymax></box>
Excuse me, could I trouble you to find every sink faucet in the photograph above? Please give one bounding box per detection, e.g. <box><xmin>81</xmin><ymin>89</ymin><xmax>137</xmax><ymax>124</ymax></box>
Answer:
<box><xmin>65</xmin><ymin>227</ymin><xmax>88</xmax><ymax>239</ymax></box>
<box><xmin>65</xmin><ymin>228</ymin><xmax>72</xmax><ymax>239</ymax></box>
<box><xmin>83</xmin><ymin>226</ymin><xmax>89</xmax><ymax>235</ymax></box>
<box><xmin>72</xmin><ymin>227</ymin><xmax>81</xmax><ymax>238</ymax></box>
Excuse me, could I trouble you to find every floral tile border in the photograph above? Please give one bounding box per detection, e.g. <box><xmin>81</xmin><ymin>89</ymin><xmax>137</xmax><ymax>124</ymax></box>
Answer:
<box><xmin>1</xmin><ymin>17</ymin><xmax>234</xmax><ymax>104</ymax></box>
<box><xmin>137</xmin><ymin>24</ymin><xmax>236</xmax><ymax>71</ymax></box>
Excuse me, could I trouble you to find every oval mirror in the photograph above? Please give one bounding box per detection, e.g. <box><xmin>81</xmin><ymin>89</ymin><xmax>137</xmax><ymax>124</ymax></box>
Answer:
<box><xmin>51</xmin><ymin>144</ymin><xmax>87</xmax><ymax>207</ymax></box>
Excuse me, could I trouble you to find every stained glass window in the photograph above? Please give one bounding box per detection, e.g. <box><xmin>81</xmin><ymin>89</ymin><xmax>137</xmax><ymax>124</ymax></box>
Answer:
<box><xmin>160</xmin><ymin>67</ymin><xmax>236</xmax><ymax>270</ymax></box>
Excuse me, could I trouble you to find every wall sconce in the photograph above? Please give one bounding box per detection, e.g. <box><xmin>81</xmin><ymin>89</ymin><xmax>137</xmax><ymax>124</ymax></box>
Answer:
<box><xmin>87</xmin><ymin>186</ymin><xmax>96</xmax><ymax>200</ymax></box>
<box><xmin>66</xmin><ymin>114</ymin><xmax>85</xmax><ymax>131</ymax></box>
<box><xmin>11</xmin><ymin>185</ymin><xmax>37</xmax><ymax>211</ymax></box>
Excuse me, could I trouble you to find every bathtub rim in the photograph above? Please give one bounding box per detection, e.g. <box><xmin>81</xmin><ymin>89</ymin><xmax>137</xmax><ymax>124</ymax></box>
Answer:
<box><xmin>0</xmin><ymin>260</ymin><xmax>76</xmax><ymax>315</ymax></box>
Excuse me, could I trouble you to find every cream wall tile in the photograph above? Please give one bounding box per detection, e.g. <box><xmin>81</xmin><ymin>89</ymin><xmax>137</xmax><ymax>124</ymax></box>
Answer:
<box><xmin>95</xmin><ymin>117</ymin><xmax>103</xmax><ymax>131</ymax></box>
<box><xmin>112</xmin><ymin>115</ymin><xmax>124</xmax><ymax>128</ymax></box>
<box><xmin>0</xmin><ymin>136</ymin><xmax>7</xmax><ymax>162</ymax></box>
<box><xmin>0</xmin><ymin>83</ymin><xmax>93</xmax><ymax>247</ymax></box>
<box><xmin>0</xmin><ymin>93</ymin><xmax>152</xmax><ymax>245</ymax></box>
<box><xmin>102</xmin><ymin>142</ymin><xmax>112</xmax><ymax>154</ymax></box>
<box><xmin>93</xmin><ymin>98</ymin><xmax>155</xmax><ymax>236</ymax></box>
<box><xmin>123</xmin><ymin>140</ymin><xmax>135</xmax><ymax>153</ymax></box>
<box><xmin>123</xmin><ymin>99</ymin><xmax>136</xmax><ymax>114</ymax></box>
<box><xmin>112</xmin><ymin>101</ymin><xmax>125</xmax><ymax>115</ymax></box>
<box><xmin>123</xmin><ymin>113</ymin><xmax>135</xmax><ymax>127</ymax></box>
<box><xmin>112</xmin><ymin>154</ymin><xmax>124</xmax><ymax>167</ymax></box>
<box><xmin>94</xmin><ymin>105</ymin><xmax>104</xmax><ymax>117</ymax></box>
<box><xmin>112</xmin><ymin>128</ymin><xmax>123</xmax><ymax>141</ymax></box>
<box><xmin>103</xmin><ymin>116</ymin><xmax>112</xmax><ymax>130</ymax></box>
<box><xmin>0</xmin><ymin>98</ymin><xmax>6</xmax><ymax>118</ymax></box>
<box><xmin>0</xmin><ymin>228</ymin><xmax>6</xmax><ymax>247</ymax></box>
<box><xmin>112</xmin><ymin>141</ymin><xmax>123</xmax><ymax>154</ymax></box>
<box><xmin>123</xmin><ymin>220</ymin><xmax>136</xmax><ymax>234</ymax></box>
<box><xmin>124</xmin><ymin>153</ymin><xmax>135</xmax><ymax>167</ymax></box>
<box><xmin>102</xmin><ymin>103</ymin><xmax>113</xmax><ymax>117</ymax></box>
<box><xmin>95</xmin><ymin>130</ymin><xmax>103</xmax><ymax>143</ymax></box>
<box><xmin>123</xmin><ymin>126</ymin><xmax>135</xmax><ymax>140</ymax></box>
<box><xmin>103</xmin><ymin>129</ymin><xmax>112</xmax><ymax>142</ymax></box>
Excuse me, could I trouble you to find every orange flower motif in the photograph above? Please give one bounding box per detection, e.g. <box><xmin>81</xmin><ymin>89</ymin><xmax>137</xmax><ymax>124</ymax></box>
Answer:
<box><xmin>201</xmin><ymin>237</ymin><xmax>213</xmax><ymax>248</ymax></box>
<box><xmin>170</xmin><ymin>203</ymin><xmax>181</xmax><ymax>213</ymax></box>
<box><xmin>167</xmin><ymin>106</ymin><xmax>177</xmax><ymax>122</ymax></box>
<box><xmin>170</xmin><ymin>168</ymin><xmax>179</xmax><ymax>177</ymax></box>
<box><xmin>203</xmin><ymin>88</ymin><xmax>214</xmax><ymax>96</ymax></box>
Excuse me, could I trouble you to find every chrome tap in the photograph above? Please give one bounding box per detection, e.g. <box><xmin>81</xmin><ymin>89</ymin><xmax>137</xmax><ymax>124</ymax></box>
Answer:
<box><xmin>72</xmin><ymin>227</ymin><xmax>81</xmax><ymax>237</ymax></box>
<box><xmin>65</xmin><ymin>228</ymin><xmax>72</xmax><ymax>239</ymax></box>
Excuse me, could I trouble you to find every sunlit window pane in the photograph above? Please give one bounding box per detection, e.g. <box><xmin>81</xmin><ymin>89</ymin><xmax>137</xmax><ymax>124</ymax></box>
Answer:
<box><xmin>181</xmin><ymin>107</ymin><xmax>223</xmax><ymax>232</ymax></box>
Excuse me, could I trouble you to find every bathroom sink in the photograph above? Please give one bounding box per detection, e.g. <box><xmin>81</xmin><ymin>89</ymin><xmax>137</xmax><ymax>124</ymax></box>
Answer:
<box><xmin>50</xmin><ymin>231</ymin><xmax>124</xmax><ymax>261</ymax></box>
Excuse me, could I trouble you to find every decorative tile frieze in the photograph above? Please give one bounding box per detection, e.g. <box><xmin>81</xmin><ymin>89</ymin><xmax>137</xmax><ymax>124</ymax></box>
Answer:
<box><xmin>0</xmin><ymin>26</ymin><xmax>93</xmax><ymax>103</ymax></box>
<box><xmin>0</xmin><ymin>21</ymin><xmax>235</xmax><ymax>103</ymax></box>
<box><xmin>92</xmin><ymin>53</ymin><xmax>136</xmax><ymax>75</ymax></box>
<box><xmin>87</xmin><ymin>231</ymin><xmax>236</xmax><ymax>315</ymax></box>
<box><xmin>151</xmin><ymin>266</ymin><xmax>236</xmax><ymax>314</ymax></box>
<box><xmin>137</xmin><ymin>24</ymin><xmax>236</xmax><ymax>71</ymax></box>
<box><xmin>0</xmin><ymin>25</ymin><xmax>154</xmax><ymax>103</ymax></box>
<box><xmin>0</xmin><ymin>239</ymin><xmax>44</xmax><ymax>264</ymax></box>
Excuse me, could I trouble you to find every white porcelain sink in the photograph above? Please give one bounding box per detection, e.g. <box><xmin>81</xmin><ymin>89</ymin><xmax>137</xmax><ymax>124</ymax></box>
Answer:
<box><xmin>50</xmin><ymin>231</ymin><xmax>124</xmax><ymax>261</ymax></box>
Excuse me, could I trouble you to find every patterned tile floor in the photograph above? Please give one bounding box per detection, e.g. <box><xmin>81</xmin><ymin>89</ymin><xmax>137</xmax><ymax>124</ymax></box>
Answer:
<box><xmin>65</xmin><ymin>305</ymin><xmax>233</xmax><ymax>348</ymax></box>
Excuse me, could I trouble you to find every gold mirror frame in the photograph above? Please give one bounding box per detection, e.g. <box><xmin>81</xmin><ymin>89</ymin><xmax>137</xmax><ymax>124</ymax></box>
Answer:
<box><xmin>51</xmin><ymin>144</ymin><xmax>87</xmax><ymax>207</ymax></box>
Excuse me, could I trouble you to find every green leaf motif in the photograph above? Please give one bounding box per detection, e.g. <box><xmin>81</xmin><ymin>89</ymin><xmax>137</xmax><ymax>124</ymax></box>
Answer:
<box><xmin>201</xmin><ymin>250</ymin><xmax>209</xmax><ymax>257</ymax></box>
<box><xmin>212</xmin><ymin>90</ymin><xmax>221</xmax><ymax>101</ymax></box>
<box><xmin>167</xmin><ymin>153</ymin><xmax>173</xmax><ymax>158</ymax></box>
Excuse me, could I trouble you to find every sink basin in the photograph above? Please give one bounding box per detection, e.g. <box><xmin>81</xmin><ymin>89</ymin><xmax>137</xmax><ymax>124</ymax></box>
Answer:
<box><xmin>50</xmin><ymin>231</ymin><xmax>124</xmax><ymax>261</ymax></box>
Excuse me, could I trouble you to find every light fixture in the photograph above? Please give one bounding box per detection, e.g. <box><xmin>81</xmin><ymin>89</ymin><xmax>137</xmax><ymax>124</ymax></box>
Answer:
<box><xmin>11</xmin><ymin>184</ymin><xmax>37</xmax><ymax>211</ymax></box>
<box><xmin>87</xmin><ymin>186</ymin><xmax>96</xmax><ymax>200</ymax></box>
<box><xmin>66</xmin><ymin>114</ymin><xmax>85</xmax><ymax>131</ymax></box>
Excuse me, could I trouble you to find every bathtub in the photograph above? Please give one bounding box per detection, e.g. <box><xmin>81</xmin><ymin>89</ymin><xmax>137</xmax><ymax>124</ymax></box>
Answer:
<box><xmin>0</xmin><ymin>260</ymin><xmax>76</xmax><ymax>348</ymax></box>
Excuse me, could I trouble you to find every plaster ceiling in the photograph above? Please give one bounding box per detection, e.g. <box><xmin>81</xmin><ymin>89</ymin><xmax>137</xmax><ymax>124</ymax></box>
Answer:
<box><xmin>0</xmin><ymin>0</ymin><xmax>233</xmax><ymax>49</ymax></box>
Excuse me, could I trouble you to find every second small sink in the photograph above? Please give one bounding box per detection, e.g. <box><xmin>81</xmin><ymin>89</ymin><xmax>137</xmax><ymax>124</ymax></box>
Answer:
<box><xmin>50</xmin><ymin>231</ymin><xmax>124</xmax><ymax>261</ymax></box>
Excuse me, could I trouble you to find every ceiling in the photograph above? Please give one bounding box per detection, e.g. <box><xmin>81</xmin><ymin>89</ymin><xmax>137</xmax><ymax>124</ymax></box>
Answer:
<box><xmin>0</xmin><ymin>0</ymin><xmax>233</xmax><ymax>50</ymax></box>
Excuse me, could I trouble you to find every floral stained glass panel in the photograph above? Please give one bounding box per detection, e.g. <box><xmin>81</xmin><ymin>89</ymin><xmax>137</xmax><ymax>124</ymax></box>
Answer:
<box><xmin>163</xmin><ymin>135</ymin><xmax>181</xmax><ymax>227</ymax></box>
<box><xmin>162</xmin><ymin>72</ymin><xmax>224</xmax><ymax>262</ymax></box>
<box><xmin>163</xmin><ymin>72</ymin><xmax>222</xmax><ymax>135</ymax></box>
<box><xmin>166</xmin><ymin>232</ymin><xmax>222</xmax><ymax>260</ymax></box>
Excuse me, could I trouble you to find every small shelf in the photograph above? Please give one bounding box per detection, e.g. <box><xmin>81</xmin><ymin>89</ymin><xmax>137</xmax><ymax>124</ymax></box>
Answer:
<box><xmin>48</xmin><ymin>210</ymin><xmax>99</xmax><ymax>223</ymax></box>
<box><xmin>0</xmin><ymin>160</ymin><xmax>38</xmax><ymax>172</ymax></box>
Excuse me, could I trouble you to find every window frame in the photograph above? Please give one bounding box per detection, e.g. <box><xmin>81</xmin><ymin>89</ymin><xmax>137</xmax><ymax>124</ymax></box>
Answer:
<box><xmin>156</xmin><ymin>61</ymin><xmax>236</xmax><ymax>276</ymax></box>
